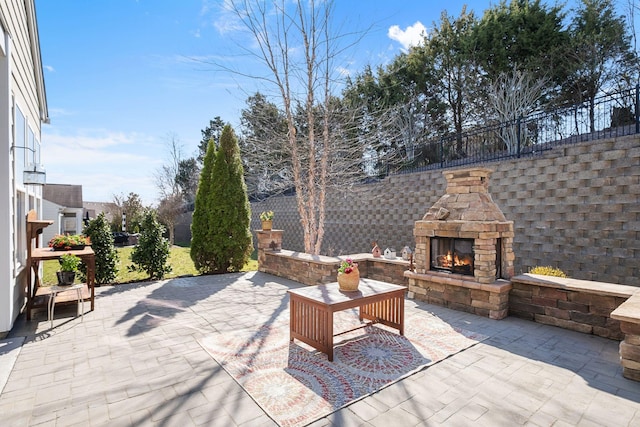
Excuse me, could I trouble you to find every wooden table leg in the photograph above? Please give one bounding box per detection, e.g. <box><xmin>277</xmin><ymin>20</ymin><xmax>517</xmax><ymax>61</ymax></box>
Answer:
<box><xmin>399</xmin><ymin>293</ymin><xmax>405</xmax><ymax>335</ymax></box>
<box><xmin>289</xmin><ymin>298</ymin><xmax>295</xmax><ymax>342</ymax></box>
<box><xmin>327</xmin><ymin>311</ymin><xmax>334</xmax><ymax>361</ymax></box>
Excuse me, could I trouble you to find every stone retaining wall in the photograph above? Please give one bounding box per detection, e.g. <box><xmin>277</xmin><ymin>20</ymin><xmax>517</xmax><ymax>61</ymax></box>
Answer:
<box><xmin>256</xmin><ymin>230</ymin><xmax>409</xmax><ymax>287</ymax></box>
<box><xmin>250</xmin><ymin>134</ymin><xmax>640</xmax><ymax>286</ymax></box>
<box><xmin>510</xmin><ymin>274</ymin><xmax>639</xmax><ymax>340</ymax></box>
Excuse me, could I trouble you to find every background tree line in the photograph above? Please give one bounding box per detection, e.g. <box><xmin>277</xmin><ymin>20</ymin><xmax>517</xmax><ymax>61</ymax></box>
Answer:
<box><xmin>145</xmin><ymin>0</ymin><xmax>637</xmax><ymax>256</ymax></box>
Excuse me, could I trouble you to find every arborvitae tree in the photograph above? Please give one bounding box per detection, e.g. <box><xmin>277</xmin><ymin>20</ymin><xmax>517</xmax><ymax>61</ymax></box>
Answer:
<box><xmin>206</xmin><ymin>125</ymin><xmax>253</xmax><ymax>273</ymax></box>
<box><xmin>82</xmin><ymin>212</ymin><xmax>118</xmax><ymax>285</ymax></box>
<box><xmin>190</xmin><ymin>134</ymin><xmax>217</xmax><ymax>273</ymax></box>
<box><xmin>129</xmin><ymin>210</ymin><xmax>171</xmax><ymax>280</ymax></box>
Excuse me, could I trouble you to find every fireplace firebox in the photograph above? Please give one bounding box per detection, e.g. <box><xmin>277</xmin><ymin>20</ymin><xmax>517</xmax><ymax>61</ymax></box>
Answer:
<box><xmin>431</xmin><ymin>237</ymin><xmax>474</xmax><ymax>275</ymax></box>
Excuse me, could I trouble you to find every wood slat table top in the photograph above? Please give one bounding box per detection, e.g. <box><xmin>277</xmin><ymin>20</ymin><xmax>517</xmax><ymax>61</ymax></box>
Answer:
<box><xmin>30</xmin><ymin>246</ymin><xmax>95</xmax><ymax>260</ymax></box>
<box><xmin>288</xmin><ymin>279</ymin><xmax>406</xmax><ymax>305</ymax></box>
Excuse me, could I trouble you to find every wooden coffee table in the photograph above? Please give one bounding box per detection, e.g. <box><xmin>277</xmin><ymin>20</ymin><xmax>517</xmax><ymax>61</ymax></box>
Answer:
<box><xmin>288</xmin><ymin>279</ymin><xmax>407</xmax><ymax>361</ymax></box>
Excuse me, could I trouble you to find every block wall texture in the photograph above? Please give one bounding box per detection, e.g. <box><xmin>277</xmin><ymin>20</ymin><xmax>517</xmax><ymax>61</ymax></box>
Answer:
<box><xmin>510</xmin><ymin>279</ymin><xmax>627</xmax><ymax>340</ymax></box>
<box><xmin>253</xmin><ymin>134</ymin><xmax>639</xmax><ymax>286</ymax></box>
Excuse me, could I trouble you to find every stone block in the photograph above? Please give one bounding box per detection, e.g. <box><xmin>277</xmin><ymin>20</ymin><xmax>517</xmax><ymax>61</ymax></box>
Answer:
<box><xmin>570</xmin><ymin>311</ymin><xmax>606</xmax><ymax>327</ymax></box>
<box><xmin>445</xmin><ymin>288</ymin><xmax>471</xmax><ymax>304</ymax></box>
<box><xmin>620</xmin><ymin>341</ymin><xmax>640</xmax><ymax>362</ymax></box>
<box><xmin>589</xmin><ymin>304</ymin><xmax>619</xmax><ymax>317</ymax></box>
<box><xmin>532</xmin><ymin>296</ymin><xmax>558</xmax><ymax>307</ymax></box>
<box><xmin>538</xmin><ymin>287</ymin><xmax>568</xmax><ymax>301</ymax></box>
<box><xmin>545</xmin><ymin>307</ymin><xmax>570</xmax><ymax>320</ymax></box>
<box><xmin>489</xmin><ymin>292</ymin><xmax>509</xmax><ymax>304</ymax></box>
<box><xmin>590</xmin><ymin>295</ymin><xmax>618</xmax><ymax>310</ymax></box>
<box><xmin>592</xmin><ymin>325</ymin><xmax>624</xmax><ymax>340</ymax></box>
<box><xmin>509</xmin><ymin>290</ymin><xmax>532</xmax><ymax>302</ymax></box>
<box><xmin>569</xmin><ymin>293</ymin><xmax>593</xmax><ymax>305</ymax></box>
<box><xmin>535</xmin><ymin>314</ymin><xmax>593</xmax><ymax>334</ymax></box>
<box><xmin>470</xmin><ymin>289</ymin><xmax>490</xmax><ymax>302</ymax></box>
<box><xmin>620</xmin><ymin>321</ymin><xmax>640</xmax><ymax>336</ymax></box>
<box><xmin>471</xmin><ymin>300</ymin><xmax>494</xmax><ymax>310</ymax></box>
<box><xmin>621</xmin><ymin>358</ymin><xmax>640</xmax><ymax>371</ymax></box>
<box><xmin>557</xmin><ymin>300</ymin><xmax>589</xmax><ymax>313</ymax></box>
<box><xmin>510</xmin><ymin>301</ymin><xmax>545</xmax><ymax>315</ymax></box>
<box><xmin>625</xmin><ymin>334</ymin><xmax>640</xmax><ymax>346</ymax></box>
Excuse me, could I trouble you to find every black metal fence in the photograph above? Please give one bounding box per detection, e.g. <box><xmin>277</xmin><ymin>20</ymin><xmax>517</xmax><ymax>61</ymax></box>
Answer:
<box><xmin>382</xmin><ymin>86</ymin><xmax>639</xmax><ymax>176</ymax></box>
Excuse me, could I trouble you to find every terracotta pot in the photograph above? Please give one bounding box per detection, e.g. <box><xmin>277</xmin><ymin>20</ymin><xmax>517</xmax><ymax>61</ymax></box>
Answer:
<box><xmin>337</xmin><ymin>268</ymin><xmax>360</xmax><ymax>292</ymax></box>
<box><xmin>261</xmin><ymin>220</ymin><xmax>272</xmax><ymax>231</ymax></box>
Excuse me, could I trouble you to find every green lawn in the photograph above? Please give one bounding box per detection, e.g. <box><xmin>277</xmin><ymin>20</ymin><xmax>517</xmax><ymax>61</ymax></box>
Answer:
<box><xmin>42</xmin><ymin>246</ymin><xmax>258</xmax><ymax>285</ymax></box>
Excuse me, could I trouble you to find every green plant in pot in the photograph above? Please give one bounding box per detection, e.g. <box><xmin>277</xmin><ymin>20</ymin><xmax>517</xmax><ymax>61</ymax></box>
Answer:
<box><xmin>260</xmin><ymin>211</ymin><xmax>274</xmax><ymax>231</ymax></box>
<box><xmin>57</xmin><ymin>254</ymin><xmax>81</xmax><ymax>286</ymax></box>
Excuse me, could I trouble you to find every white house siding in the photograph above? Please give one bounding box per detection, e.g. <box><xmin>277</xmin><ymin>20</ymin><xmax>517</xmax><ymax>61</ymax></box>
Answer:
<box><xmin>41</xmin><ymin>199</ymin><xmax>84</xmax><ymax>246</ymax></box>
<box><xmin>0</xmin><ymin>0</ymin><xmax>48</xmax><ymax>335</ymax></box>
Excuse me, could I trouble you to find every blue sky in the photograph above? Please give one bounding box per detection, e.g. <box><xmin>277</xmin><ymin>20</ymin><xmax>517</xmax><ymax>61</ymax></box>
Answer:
<box><xmin>35</xmin><ymin>0</ymin><xmax>594</xmax><ymax>205</ymax></box>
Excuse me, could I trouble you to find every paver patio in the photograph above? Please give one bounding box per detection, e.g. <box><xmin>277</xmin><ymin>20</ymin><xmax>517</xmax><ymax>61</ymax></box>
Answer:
<box><xmin>1</xmin><ymin>272</ymin><xmax>639</xmax><ymax>426</ymax></box>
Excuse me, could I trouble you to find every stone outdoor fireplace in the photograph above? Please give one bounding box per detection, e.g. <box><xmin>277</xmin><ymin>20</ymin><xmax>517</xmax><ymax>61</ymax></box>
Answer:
<box><xmin>404</xmin><ymin>167</ymin><xmax>515</xmax><ymax>319</ymax></box>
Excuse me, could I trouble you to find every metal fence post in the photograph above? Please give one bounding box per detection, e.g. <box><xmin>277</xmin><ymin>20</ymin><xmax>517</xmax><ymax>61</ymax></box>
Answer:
<box><xmin>517</xmin><ymin>117</ymin><xmax>522</xmax><ymax>158</ymax></box>
<box><xmin>636</xmin><ymin>84</ymin><xmax>640</xmax><ymax>133</ymax></box>
<box><xmin>440</xmin><ymin>137</ymin><xmax>444</xmax><ymax>167</ymax></box>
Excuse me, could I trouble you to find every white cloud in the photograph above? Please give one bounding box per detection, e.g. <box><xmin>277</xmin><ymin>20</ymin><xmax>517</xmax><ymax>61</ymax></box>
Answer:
<box><xmin>41</xmin><ymin>130</ymin><xmax>163</xmax><ymax>204</ymax></box>
<box><xmin>44</xmin><ymin>65</ymin><xmax>55</xmax><ymax>72</ymax></box>
<box><xmin>387</xmin><ymin>21</ymin><xmax>427</xmax><ymax>51</ymax></box>
<box><xmin>336</xmin><ymin>66</ymin><xmax>352</xmax><ymax>77</ymax></box>
<box><xmin>212</xmin><ymin>0</ymin><xmax>246</xmax><ymax>35</ymax></box>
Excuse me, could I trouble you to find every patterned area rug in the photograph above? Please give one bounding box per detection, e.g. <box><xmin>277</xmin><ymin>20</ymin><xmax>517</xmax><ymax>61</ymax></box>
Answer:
<box><xmin>199</xmin><ymin>310</ymin><xmax>487</xmax><ymax>427</ymax></box>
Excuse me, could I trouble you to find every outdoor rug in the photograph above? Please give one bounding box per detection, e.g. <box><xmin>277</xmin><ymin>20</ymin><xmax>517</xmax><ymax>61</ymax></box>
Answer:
<box><xmin>199</xmin><ymin>310</ymin><xmax>487</xmax><ymax>427</ymax></box>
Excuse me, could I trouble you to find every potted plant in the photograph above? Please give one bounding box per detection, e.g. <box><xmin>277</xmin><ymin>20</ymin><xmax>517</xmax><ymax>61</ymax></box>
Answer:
<box><xmin>260</xmin><ymin>211</ymin><xmax>274</xmax><ymax>231</ymax></box>
<box><xmin>48</xmin><ymin>234</ymin><xmax>89</xmax><ymax>251</ymax></box>
<box><xmin>57</xmin><ymin>253</ymin><xmax>81</xmax><ymax>286</ymax></box>
<box><xmin>337</xmin><ymin>258</ymin><xmax>360</xmax><ymax>292</ymax></box>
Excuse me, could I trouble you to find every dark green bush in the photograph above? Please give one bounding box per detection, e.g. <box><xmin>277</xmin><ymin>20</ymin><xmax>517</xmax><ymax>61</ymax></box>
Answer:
<box><xmin>82</xmin><ymin>213</ymin><xmax>119</xmax><ymax>284</ymax></box>
<box><xmin>191</xmin><ymin>125</ymin><xmax>252</xmax><ymax>274</ymax></box>
<box><xmin>191</xmin><ymin>137</ymin><xmax>217</xmax><ymax>273</ymax></box>
<box><xmin>129</xmin><ymin>211</ymin><xmax>172</xmax><ymax>280</ymax></box>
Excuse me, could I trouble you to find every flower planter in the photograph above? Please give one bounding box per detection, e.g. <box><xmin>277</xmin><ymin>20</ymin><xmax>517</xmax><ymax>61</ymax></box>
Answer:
<box><xmin>337</xmin><ymin>268</ymin><xmax>360</xmax><ymax>292</ymax></box>
<box><xmin>261</xmin><ymin>220</ymin><xmax>273</xmax><ymax>231</ymax></box>
<box><xmin>56</xmin><ymin>271</ymin><xmax>76</xmax><ymax>286</ymax></box>
<box><xmin>53</xmin><ymin>244</ymin><xmax>85</xmax><ymax>251</ymax></box>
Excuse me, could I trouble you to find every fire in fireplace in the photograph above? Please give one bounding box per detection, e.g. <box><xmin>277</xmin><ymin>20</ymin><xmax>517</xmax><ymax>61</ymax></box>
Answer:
<box><xmin>430</xmin><ymin>237</ymin><xmax>474</xmax><ymax>275</ymax></box>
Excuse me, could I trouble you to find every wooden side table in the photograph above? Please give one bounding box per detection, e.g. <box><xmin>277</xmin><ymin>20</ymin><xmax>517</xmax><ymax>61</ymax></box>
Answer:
<box><xmin>27</xmin><ymin>247</ymin><xmax>96</xmax><ymax>321</ymax></box>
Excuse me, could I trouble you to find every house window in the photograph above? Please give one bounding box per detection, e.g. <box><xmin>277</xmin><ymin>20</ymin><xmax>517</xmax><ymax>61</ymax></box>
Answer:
<box><xmin>14</xmin><ymin>106</ymin><xmax>26</xmax><ymax>187</ymax></box>
<box><xmin>63</xmin><ymin>213</ymin><xmax>77</xmax><ymax>234</ymax></box>
<box><xmin>27</xmin><ymin>125</ymin><xmax>38</xmax><ymax>166</ymax></box>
